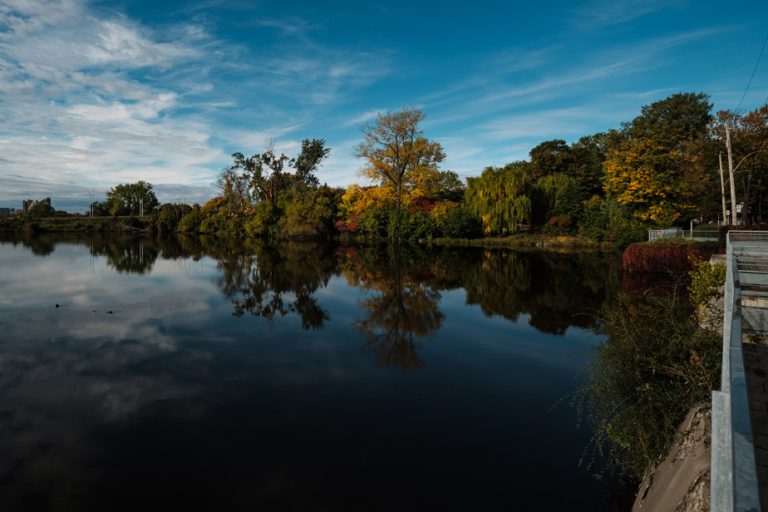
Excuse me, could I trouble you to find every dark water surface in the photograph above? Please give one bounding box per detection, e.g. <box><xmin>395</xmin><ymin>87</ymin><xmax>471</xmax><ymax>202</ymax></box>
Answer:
<box><xmin>0</xmin><ymin>235</ymin><xmax>626</xmax><ymax>511</ymax></box>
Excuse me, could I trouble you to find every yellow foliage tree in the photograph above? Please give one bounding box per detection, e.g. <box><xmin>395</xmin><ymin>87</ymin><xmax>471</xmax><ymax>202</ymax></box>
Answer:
<box><xmin>356</xmin><ymin>108</ymin><xmax>445</xmax><ymax>215</ymax></box>
<box><xmin>604</xmin><ymin>138</ymin><xmax>696</xmax><ymax>224</ymax></box>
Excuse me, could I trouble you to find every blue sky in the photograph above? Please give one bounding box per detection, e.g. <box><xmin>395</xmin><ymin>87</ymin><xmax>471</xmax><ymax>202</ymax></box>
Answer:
<box><xmin>1</xmin><ymin>0</ymin><xmax>767</xmax><ymax>211</ymax></box>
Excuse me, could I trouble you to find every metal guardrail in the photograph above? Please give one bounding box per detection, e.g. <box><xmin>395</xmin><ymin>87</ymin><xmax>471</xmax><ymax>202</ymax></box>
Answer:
<box><xmin>648</xmin><ymin>227</ymin><xmax>683</xmax><ymax>241</ymax></box>
<box><xmin>648</xmin><ymin>227</ymin><xmax>719</xmax><ymax>241</ymax></box>
<box><xmin>711</xmin><ymin>230</ymin><xmax>763</xmax><ymax>511</ymax></box>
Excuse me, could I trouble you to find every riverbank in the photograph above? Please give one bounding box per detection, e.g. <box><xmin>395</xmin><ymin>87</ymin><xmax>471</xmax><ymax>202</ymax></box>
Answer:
<box><xmin>0</xmin><ymin>215</ymin><xmax>153</xmax><ymax>233</ymax></box>
<box><xmin>631</xmin><ymin>403</ymin><xmax>711</xmax><ymax>512</ymax></box>
<box><xmin>1</xmin><ymin>217</ymin><xmax>622</xmax><ymax>250</ymax></box>
<box><xmin>426</xmin><ymin>234</ymin><xmax>614</xmax><ymax>251</ymax></box>
<box><xmin>628</xmin><ymin>257</ymin><xmax>725</xmax><ymax>511</ymax></box>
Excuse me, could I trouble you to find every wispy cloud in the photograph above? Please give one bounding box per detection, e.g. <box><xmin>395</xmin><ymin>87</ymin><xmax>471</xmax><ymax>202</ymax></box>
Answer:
<box><xmin>342</xmin><ymin>109</ymin><xmax>385</xmax><ymax>127</ymax></box>
<box><xmin>0</xmin><ymin>3</ymin><xmax>391</xmax><ymax>209</ymax></box>
<box><xmin>422</xmin><ymin>27</ymin><xmax>727</xmax><ymax>131</ymax></box>
<box><xmin>251</xmin><ymin>16</ymin><xmax>318</xmax><ymax>35</ymax></box>
<box><xmin>572</xmin><ymin>0</ymin><xmax>683</xmax><ymax>28</ymax></box>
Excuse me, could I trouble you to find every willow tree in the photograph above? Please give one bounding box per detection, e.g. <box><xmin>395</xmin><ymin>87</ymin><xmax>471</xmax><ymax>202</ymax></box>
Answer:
<box><xmin>465</xmin><ymin>163</ymin><xmax>531</xmax><ymax>235</ymax></box>
<box><xmin>534</xmin><ymin>172</ymin><xmax>581</xmax><ymax>223</ymax></box>
<box><xmin>355</xmin><ymin>108</ymin><xmax>445</xmax><ymax>216</ymax></box>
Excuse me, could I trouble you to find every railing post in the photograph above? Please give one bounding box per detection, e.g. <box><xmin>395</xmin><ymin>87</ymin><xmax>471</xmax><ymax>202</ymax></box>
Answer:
<box><xmin>711</xmin><ymin>230</ymin><xmax>763</xmax><ymax>511</ymax></box>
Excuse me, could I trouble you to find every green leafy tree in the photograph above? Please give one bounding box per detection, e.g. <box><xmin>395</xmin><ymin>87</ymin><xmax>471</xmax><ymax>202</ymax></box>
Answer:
<box><xmin>570</xmin><ymin>133</ymin><xmax>611</xmax><ymax>199</ymax></box>
<box><xmin>529</xmin><ymin>139</ymin><xmax>573</xmax><ymax>181</ymax></box>
<box><xmin>534</xmin><ymin>173</ymin><xmax>581</xmax><ymax>225</ymax></box>
<box><xmin>291</xmin><ymin>138</ymin><xmax>331</xmax><ymax>191</ymax></box>
<box><xmin>106</xmin><ymin>181</ymin><xmax>159</xmax><ymax>216</ymax></box>
<box><xmin>154</xmin><ymin>203</ymin><xmax>192</xmax><ymax>234</ymax></box>
<box><xmin>280</xmin><ymin>185</ymin><xmax>341</xmax><ymax>238</ymax></box>
<box><xmin>465</xmin><ymin>162</ymin><xmax>531</xmax><ymax>235</ymax></box>
<box><xmin>90</xmin><ymin>201</ymin><xmax>109</xmax><ymax>217</ymax></box>
<box><xmin>230</xmin><ymin>146</ymin><xmax>288</xmax><ymax>209</ymax></box>
<box><xmin>26</xmin><ymin>201</ymin><xmax>54</xmax><ymax>218</ymax></box>
<box><xmin>178</xmin><ymin>205</ymin><xmax>203</xmax><ymax>233</ymax></box>
<box><xmin>230</xmin><ymin>139</ymin><xmax>331</xmax><ymax>210</ymax></box>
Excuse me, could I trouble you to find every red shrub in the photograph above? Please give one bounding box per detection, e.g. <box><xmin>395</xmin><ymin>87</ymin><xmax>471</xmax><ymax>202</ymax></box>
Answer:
<box><xmin>621</xmin><ymin>242</ymin><xmax>718</xmax><ymax>272</ymax></box>
<box><xmin>335</xmin><ymin>215</ymin><xmax>360</xmax><ymax>234</ymax></box>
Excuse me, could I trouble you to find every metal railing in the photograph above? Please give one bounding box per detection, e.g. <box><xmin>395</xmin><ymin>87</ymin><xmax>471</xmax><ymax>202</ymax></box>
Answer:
<box><xmin>648</xmin><ymin>227</ymin><xmax>683</xmax><ymax>241</ymax></box>
<box><xmin>648</xmin><ymin>227</ymin><xmax>719</xmax><ymax>241</ymax></box>
<box><xmin>711</xmin><ymin>230</ymin><xmax>762</xmax><ymax>511</ymax></box>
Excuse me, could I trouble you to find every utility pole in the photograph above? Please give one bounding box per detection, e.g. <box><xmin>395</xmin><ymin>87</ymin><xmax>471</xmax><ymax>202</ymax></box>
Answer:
<box><xmin>719</xmin><ymin>152</ymin><xmax>728</xmax><ymax>225</ymax></box>
<box><xmin>726</xmin><ymin>123</ymin><xmax>738</xmax><ymax>225</ymax></box>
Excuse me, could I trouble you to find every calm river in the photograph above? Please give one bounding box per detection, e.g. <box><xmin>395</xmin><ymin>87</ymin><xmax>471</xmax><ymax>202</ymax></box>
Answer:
<box><xmin>0</xmin><ymin>234</ymin><xmax>628</xmax><ymax>511</ymax></box>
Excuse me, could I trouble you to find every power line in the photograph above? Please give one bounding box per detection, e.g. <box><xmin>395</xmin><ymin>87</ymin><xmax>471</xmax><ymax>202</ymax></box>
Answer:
<box><xmin>736</xmin><ymin>33</ymin><xmax>768</xmax><ymax>114</ymax></box>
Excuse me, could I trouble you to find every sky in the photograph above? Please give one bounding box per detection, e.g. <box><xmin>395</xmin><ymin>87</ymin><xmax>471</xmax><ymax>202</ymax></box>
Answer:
<box><xmin>1</xmin><ymin>0</ymin><xmax>767</xmax><ymax>212</ymax></box>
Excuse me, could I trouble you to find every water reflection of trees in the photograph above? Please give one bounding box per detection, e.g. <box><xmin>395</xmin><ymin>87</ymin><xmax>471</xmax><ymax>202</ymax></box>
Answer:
<box><xmin>463</xmin><ymin>250</ymin><xmax>619</xmax><ymax>334</ymax></box>
<box><xmin>583</xmin><ymin>290</ymin><xmax>720</xmax><ymax>480</ymax></box>
<box><xmin>90</xmin><ymin>238</ymin><xmax>159</xmax><ymax>275</ymax></box>
<box><xmin>215</xmin><ymin>241</ymin><xmax>337</xmax><ymax>330</ymax></box>
<box><xmin>341</xmin><ymin>246</ymin><xmax>444</xmax><ymax>370</ymax></box>
<box><xmin>2</xmin><ymin>232</ymin><xmax>60</xmax><ymax>256</ymax></box>
<box><xmin>4</xmin><ymin>233</ymin><xmax>622</xmax><ymax>340</ymax></box>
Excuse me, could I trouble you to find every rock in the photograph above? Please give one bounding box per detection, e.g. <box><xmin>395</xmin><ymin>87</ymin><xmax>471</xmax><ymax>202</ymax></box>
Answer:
<box><xmin>631</xmin><ymin>403</ymin><xmax>711</xmax><ymax>512</ymax></box>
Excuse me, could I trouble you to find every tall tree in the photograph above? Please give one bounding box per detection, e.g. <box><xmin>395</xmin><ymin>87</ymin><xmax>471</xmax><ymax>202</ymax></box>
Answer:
<box><xmin>106</xmin><ymin>181</ymin><xmax>159</xmax><ymax>216</ymax></box>
<box><xmin>465</xmin><ymin>162</ymin><xmax>532</xmax><ymax>235</ymax></box>
<box><xmin>230</xmin><ymin>139</ymin><xmax>330</xmax><ymax>209</ymax></box>
<box><xmin>291</xmin><ymin>138</ymin><xmax>331</xmax><ymax>190</ymax></box>
<box><xmin>604</xmin><ymin>93</ymin><xmax>713</xmax><ymax>224</ymax></box>
<box><xmin>217</xmin><ymin>167</ymin><xmax>251</xmax><ymax>214</ymax></box>
<box><xmin>230</xmin><ymin>146</ymin><xmax>288</xmax><ymax>209</ymax></box>
<box><xmin>355</xmin><ymin>108</ymin><xmax>445</xmax><ymax>215</ymax></box>
<box><xmin>569</xmin><ymin>133</ymin><xmax>610</xmax><ymax>199</ymax></box>
<box><xmin>529</xmin><ymin>139</ymin><xmax>572</xmax><ymax>180</ymax></box>
<box><xmin>711</xmin><ymin>107</ymin><xmax>768</xmax><ymax>223</ymax></box>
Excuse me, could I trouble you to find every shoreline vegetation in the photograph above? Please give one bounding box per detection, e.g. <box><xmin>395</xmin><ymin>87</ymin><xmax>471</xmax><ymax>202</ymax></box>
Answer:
<box><xmin>0</xmin><ymin>215</ymin><xmax>613</xmax><ymax>250</ymax></box>
<box><xmin>3</xmin><ymin>94</ymin><xmax>767</xmax><ymax>250</ymax></box>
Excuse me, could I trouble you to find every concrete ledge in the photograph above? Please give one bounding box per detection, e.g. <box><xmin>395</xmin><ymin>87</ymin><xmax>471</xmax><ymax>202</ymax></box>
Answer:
<box><xmin>713</xmin><ymin>391</ymin><xmax>733</xmax><ymax>511</ymax></box>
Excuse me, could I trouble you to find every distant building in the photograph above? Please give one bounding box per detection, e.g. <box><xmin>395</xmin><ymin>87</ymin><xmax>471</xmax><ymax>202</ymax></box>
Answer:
<box><xmin>22</xmin><ymin>197</ymin><xmax>51</xmax><ymax>213</ymax></box>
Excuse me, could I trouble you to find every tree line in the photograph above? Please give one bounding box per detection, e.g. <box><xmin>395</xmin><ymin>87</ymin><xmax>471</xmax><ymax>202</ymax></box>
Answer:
<box><xmin>92</xmin><ymin>92</ymin><xmax>768</xmax><ymax>245</ymax></box>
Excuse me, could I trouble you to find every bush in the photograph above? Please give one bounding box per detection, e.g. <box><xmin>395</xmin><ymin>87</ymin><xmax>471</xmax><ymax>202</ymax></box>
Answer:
<box><xmin>178</xmin><ymin>206</ymin><xmax>203</xmax><ymax>233</ymax></box>
<box><xmin>541</xmin><ymin>215</ymin><xmax>574</xmax><ymax>235</ymax></box>
<box><xmin>357</xmin><ymin>207</ymin><xmax>390</xmax><ymax>237</ymax></box>
<box><xmin>580</xmin><ymin>196</ymin><xmax>609</xmax><ymax>241</ymax></box>
<box><xmin>244</xmin><ymin>203</ymin><xmax>279</xmax><ymax>238</ymax></box>
<box><xmin>280</xmin><ymin>188</ymin><xmax>339</xmax><ymax>239</ymax></box>
<box><xmin>621</xmin><ymin>242</ymin><xmax>718</xmax><ymax>272</ymax></box>
<box><xmin>585</xmin><ymin>291</ymin><xmax>721</xmax><ymax>479</ymax></box>
<box><xmin>431</xmin><ymin>202</ymin><xmax>481</xmax><ymax>238</ymax></box>
<box><xmin>154</xmin><ymin>203</ymin><xmax>192</xmax><ymax>234</ymax></box>
<box><xmin>689</xmin><ymin>260</ymin><xmax>726</xmax><ymax>308</ymax></box>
